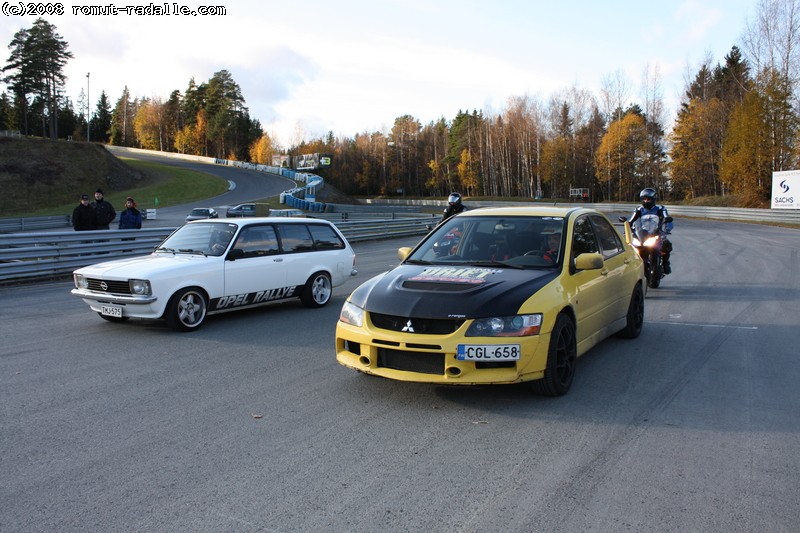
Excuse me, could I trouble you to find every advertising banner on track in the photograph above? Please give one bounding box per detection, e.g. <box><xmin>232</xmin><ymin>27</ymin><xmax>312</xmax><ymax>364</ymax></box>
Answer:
<box><xmin>272</xmin><ymin>155</ymin><xmax>291</xmax><ymax>168</ymax></box>
<box><xmin>772</xmin><ymin>170</ymin><xmax>800</xmax><ymax>209</ymax></box>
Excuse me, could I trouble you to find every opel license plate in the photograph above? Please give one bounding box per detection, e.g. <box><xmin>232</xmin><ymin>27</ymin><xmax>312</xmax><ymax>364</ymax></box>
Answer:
<box><xmin>101</xmin><ymin>305</ymin><xmax>122</xmax><ymax>318</ymax></box>
<box><xmin>457</xmin><ymin>344</ymin><xmax>520</xmax><ymax>361</ymax></box>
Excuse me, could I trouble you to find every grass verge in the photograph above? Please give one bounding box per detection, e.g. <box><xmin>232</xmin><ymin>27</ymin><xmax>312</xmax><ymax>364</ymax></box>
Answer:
<box><xmin>22</xmin><ymin>158</ymin><xmax>230</xmax><ymax>217</ymax></box>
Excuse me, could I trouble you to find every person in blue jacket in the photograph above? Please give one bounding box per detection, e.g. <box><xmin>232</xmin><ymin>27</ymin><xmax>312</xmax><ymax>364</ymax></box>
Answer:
<box><xmin>118</xmin><ymin>197</ymin><xmax>142</xmax><ymax>229</ymax></box>
<box><xmin>626</xmin><ymin>187</ymin><xmax>674</xmax><ymax>274</ymax></box>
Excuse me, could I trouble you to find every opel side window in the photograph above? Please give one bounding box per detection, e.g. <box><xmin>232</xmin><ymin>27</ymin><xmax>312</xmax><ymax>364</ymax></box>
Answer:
<box><xmin>308</xmin><ymin>224</ymin><xmax>345</xmax><ymax>250</ymax></box>
<box><xmin>233</xmin><ymin>226</ymin><xmax>279</xmax><ymax>258</ymax></box>
<box><xmin>278</xmin><ymin>224</ymin><xmax>314</xmax><ymax>253</ymax></box>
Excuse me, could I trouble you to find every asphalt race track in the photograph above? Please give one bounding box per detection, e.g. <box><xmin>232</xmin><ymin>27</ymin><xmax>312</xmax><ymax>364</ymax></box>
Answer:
<box><xmin>105</xmin><ymin>145</ymin><xmax>296</xmax><ymax>227</ymax></box>
<box><xmin>1</xmin><ymin>218</ymin><xmax>799</xmax><ymax>532</ymax></box>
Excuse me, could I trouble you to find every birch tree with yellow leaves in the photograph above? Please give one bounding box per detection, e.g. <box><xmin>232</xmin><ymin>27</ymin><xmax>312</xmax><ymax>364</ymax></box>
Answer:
<box><xmin>594</xmin><ymin>110</ymin><xmax>648</xmax><ymax>201</ymax></box>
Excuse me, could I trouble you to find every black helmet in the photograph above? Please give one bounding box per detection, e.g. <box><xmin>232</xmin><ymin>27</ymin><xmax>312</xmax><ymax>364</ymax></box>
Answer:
<box><xmin>447</xmin><ymin>192</ymin><xmax>462</xmax><ymax>206</ymax></box>
<box><xmin>640</xmin><ymin>188</ymin><xmax>656</xmax><ymax>208</ymax></box>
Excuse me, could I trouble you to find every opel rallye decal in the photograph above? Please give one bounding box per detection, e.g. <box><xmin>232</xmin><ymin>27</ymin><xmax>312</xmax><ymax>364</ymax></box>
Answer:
<box><xmin>211</xmin><ymin>285</ymin><xmax>299</xmax><ymax>310</ymax></box>
<box><xmin>408</xmin><ymin>266</ymin><xmax>502</xmax><ymax>284</ymax></box>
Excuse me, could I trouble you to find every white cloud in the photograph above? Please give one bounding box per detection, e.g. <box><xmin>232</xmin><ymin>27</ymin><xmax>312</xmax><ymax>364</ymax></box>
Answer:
<box><xmin>1</xmin><ymin>0</ymin><xmax>758</xmax><ymax>147</ymax></box>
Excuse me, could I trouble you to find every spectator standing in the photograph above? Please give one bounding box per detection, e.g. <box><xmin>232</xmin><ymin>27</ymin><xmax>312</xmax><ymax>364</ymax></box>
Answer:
<box><xmin>92</xmin><ymin>188</ymin><xmax>116</xmax><ymax>230</ymax></box>
<box><xmin>118</xmin><ymin>197</ymin><xmax>143</xmax><ymax>229</ymax></box>
<box><xmin>71</xmin><ymin>194</ymin><xmax>97</xmax><ymax>231</ymax></box>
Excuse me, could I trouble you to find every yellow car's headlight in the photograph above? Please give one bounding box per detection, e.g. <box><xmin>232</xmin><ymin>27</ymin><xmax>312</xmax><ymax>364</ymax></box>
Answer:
<box><xmin>339</xmin><ymin>301</ymin><xmax>364</xmax><ymax>327</ymax></box>
<box><xmin>466</xmin><ymin>314</ymin><xmax>542</xmax><ymax>337</ymax></box>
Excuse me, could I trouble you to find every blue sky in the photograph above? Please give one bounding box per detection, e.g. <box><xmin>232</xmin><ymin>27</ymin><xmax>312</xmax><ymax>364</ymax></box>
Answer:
<box><xmin>2</xmin><ymin>0</ymin><xmax>759</xmax><ymax>147</ymax></box>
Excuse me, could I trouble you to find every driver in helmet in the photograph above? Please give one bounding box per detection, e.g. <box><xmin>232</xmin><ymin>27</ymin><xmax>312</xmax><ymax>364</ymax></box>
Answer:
<box><xmin>625</xmin><ymin>188</ymin><xmax>674</xmax><ymax>274</ymax></box>
<box><xmin>442</xmin><ymin>192</ymin><xmax>466</xmax><ymax>222</ymax></box>
<box><xmin>542</xmin><ymin>231</ymin><xmax>561</xmax><ymax>263</ymax></box>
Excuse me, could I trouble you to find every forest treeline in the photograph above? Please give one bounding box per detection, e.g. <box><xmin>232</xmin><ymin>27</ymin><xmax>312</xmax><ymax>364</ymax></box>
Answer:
<box><xmin>2</xmin><ymin>1</ymin><xmax>799</xmax><ymax>207</ymax></box>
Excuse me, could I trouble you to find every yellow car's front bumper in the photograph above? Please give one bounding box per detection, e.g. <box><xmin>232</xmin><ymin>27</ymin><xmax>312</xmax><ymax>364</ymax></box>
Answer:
<box><xmin>335</xmin><ymin>320</ymin><xmax>551</xmax><ymax>385</ymax></box>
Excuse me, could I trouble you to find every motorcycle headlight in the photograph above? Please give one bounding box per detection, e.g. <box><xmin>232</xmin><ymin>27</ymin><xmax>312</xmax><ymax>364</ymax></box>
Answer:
<box><xmin>642</xmin><ymin>235</ymin><xmax>659</xmax><ymax>247</ymax></box>
<box><xmin>339</xmin><ymin>300</ymin><xmax>364</xmax><ymax>327</ymax></box>
<box><xmin>466</xmin><ymin>314</ymin><xmax>542</xmax><ymax>337</ymax></box>
<box><xmin>129</xmin><ymin>279</ymin><xmax>152</xmax><ymax>296</ymax></box>
<box><xmin>632</xmin><ymin>237</ymin><xmax>642</xmax><ymax>247</ymax></box>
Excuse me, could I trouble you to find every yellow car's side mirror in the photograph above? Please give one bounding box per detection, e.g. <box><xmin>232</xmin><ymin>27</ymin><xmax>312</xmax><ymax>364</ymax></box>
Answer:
<box><xmin>574</xmin><ymin>252</ymin><xmax>604</xmax><ymax>270</ymax></box>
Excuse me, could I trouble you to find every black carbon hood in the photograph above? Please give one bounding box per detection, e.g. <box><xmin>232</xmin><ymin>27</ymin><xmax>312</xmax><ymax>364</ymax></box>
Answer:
<box><xmin>349</xmin><ymin>264</ymin><xmax>559</xmax><ymax>319</ymax></box>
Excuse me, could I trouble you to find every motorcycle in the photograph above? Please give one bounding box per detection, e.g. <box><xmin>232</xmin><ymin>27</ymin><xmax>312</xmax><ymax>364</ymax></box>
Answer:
<box><xmin>432</xmin><ymin>227</ymin><xmax>462</xmax><ymax>257</ymax></box>
<box><xmin>620</xmin><ymin>215</ymin><xmax>673</xmax><ymax>288</ymax></box>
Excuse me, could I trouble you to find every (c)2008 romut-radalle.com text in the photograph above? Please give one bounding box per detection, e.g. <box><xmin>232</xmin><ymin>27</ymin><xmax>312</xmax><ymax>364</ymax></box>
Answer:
<box><xmin>1</xmin><ymin>2</ymin><xmax>227</xmax><ymax>17</ymax></box>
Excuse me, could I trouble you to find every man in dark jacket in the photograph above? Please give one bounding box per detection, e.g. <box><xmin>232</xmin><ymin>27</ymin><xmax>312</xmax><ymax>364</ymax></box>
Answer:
<box><xmin>71</xmin><ymin>194</ymin><xmax>97</xmax><ymax>231</ymax></box>
<box><xmin>92</xmin><ymin>188</ymin><xmax>116</xmax><ymax>230</ymax></box>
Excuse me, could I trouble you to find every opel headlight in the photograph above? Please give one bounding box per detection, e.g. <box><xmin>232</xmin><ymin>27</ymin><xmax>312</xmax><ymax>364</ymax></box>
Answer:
<box><xmin>129</xmin><ymin>279</ymin><xmax>152</xmax><ymax>296</ymax></box>
<box><xmin>466</xmin><ymin>314</ymin><xmax>542</xmax><ymax>337</ymax></box>
<box><xmin>339</xmin><ymin>301</ymin><xmax>364</xmax><ymax>327</ymax></box>
<box><xmin>74</xmin><ymin>274</ymin><xmax>88</xmax><ymax>289</ymax></box>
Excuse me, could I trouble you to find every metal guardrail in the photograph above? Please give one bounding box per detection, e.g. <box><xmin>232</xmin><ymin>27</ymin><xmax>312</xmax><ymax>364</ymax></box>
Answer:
<box><xmin>0</xmin><ymin>215</ymin><xmax>71</xmax><ymax>232</ymax></box>
<box><xmin>0</xmin><ymin>228</ymin><xmax>174</xmax><ymax>283</ymax></box>
<box><xmin>0</xmin><ymin>219</ymin><xmax>435</xmax><ymax>284</ymax></box>
<box><xmin>313</xmin><ymin>212</ymin><xmax>434</xmax><ymax>221</ymax></box>
<box><xmin>327</xmin><ymin>203</ymin><xmax>422</xmax><ymax>213</ymax></box>
<box><xmin>658</xmin><ymin>204</ymin><xmax>800</xmax><ymax>224</ymax></box>
<box><xmin>367</xmin><ymin>199</ymin><xmax>800</xmax><ymax>225</ymax></box>
<box><xmin>336</xmin><ymin>217</ymin><xmax>435</xmax><ymax>241</ymax></box>
<box><xmin>5</xmin><ymin>203</ymin><xmax>799</xmax><ymax>233</ymax></box>
<box><xmin>3</xmin><ymin>202</ymin><xmax>799</xmax><ymax>284</ymax></box>
<box><xmin>581</xmin><ymin>202</ymin><xmax>800</xmax><ymax>224</ymax></box>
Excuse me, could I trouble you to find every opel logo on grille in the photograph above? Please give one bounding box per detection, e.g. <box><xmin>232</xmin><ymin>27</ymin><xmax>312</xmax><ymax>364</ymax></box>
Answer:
<box><xmin>401</xmin><ymin>320</ymin><xmax>415</xmax><ymax>333</ymax></box>
<box><xmin>100</xmin><ymin>281</ymin><xmax>108</xmax><ymax>291</ymax></box>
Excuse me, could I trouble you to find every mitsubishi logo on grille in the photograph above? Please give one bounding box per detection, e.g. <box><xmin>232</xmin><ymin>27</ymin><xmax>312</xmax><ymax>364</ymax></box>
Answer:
<box><xmin>401</xmin><ymin>320</ymin><xmax>415</xmax><ymax>333</ymax></box>
<box><xmin>100</xmin><ymin>281</ymin><xmax>108</xmax><ymax>291</ymax></box>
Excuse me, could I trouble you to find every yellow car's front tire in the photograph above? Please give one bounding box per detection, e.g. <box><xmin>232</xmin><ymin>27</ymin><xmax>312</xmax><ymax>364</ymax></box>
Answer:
<box><xmin>616</xmin><ymin>283</ymin><xmax>644</xmax><ymax>339</ymax></box>
<box><xmin>531</xmin><ymin>314</ymin><xmax>576</xmax><ymax>396</ymax></box>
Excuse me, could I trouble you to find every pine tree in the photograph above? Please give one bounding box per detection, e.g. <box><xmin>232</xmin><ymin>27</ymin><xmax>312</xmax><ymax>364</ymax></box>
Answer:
<box><xmin>92</xmin><ymin>91</ymin><xmax>112</xmax><ymax>143</ymax></box>
<box><xmin>3</xmin><ymin>18</ymin><xmax>73</xmax><ymax>138</ymax></box>
<box><xmin>0</xmin><ymin>92</ymin><xmax>12</xmax><ymax>130</ymax></box>
<box><xmin>2</xmin><ymin>27</ymin><xmax>33</xmax><ymax>134</ymax></box>
<box><xmin>110</xmin><ymin>86</ymin><xmax>134</xmax><ymax>146</ymax></box>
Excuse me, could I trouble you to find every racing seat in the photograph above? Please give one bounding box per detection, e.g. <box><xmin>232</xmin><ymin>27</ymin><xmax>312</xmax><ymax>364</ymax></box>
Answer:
<box><xmin>514</xmin><ymin>232</ymin><xmax>540</xmax><ymax>255</ymax></box>
<box><xmin>489</xmin><ymin>229</ymin><xmax>517</xmax><ymax>260</ymax></box>
<box><xmin>460</xmin><ymin>232</ymin><xmax>492</xmax><ymax>260</ymax></box>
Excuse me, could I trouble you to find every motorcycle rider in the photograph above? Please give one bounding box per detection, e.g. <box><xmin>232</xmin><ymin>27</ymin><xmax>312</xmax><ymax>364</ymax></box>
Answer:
<box><xmin>626</xmin><ymin>188</ymin><xmax>673</xmax><ymax>274</ymax></box>
<box><xmin>442</xmin><ymin>192</ymin><xmax>466</xmax><ymax>222</ymax></box>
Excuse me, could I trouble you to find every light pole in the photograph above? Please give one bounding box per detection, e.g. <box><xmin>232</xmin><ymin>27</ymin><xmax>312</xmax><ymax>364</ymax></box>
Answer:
<box><xmin>86</xmin><ymin>72</ymin><xmax>90</xmax><ymax>142</ymax></box>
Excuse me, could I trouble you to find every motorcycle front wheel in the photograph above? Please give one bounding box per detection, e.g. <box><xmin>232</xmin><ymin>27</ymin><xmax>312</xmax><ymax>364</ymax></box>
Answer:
<box><xmin>648</xmin><ymin>250</ymin><xmax>662</xmax><ymax>288</ymax></box>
